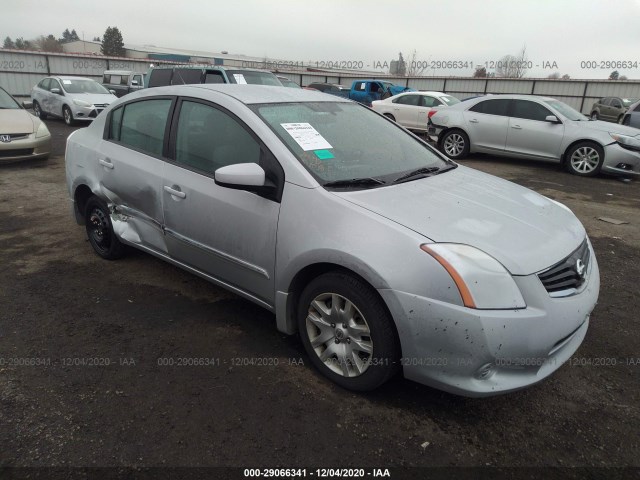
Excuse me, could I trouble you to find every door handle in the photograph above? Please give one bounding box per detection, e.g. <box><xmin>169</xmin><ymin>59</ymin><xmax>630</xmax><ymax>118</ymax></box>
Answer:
<box><xmin>164</xmin><ymin>185</ymin><xmax>186</xmax><ymax>199</ymax></box>
<box><xmin>469</xmin><ymin>118</ymin><xmax>479</xmax><ymax>123</ymax></box>
<box><xmin>99</xmin><ymin>158</ymin><xmax>114</xmax><ymax>169</ymax></box>
<box><xmin>511</xmin><ymin>125</ymin><xmax>522</xmax><ymax>129</ymax></box>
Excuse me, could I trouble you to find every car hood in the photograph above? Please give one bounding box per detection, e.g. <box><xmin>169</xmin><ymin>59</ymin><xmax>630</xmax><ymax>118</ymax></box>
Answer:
<box><xmin>332</xmin><ymin>166</ymin><xmax>585</xmax><ymax>275</ymax></box>
<box><xmin>576</xmin><ymin>119</ymin><xmax>640</xmax><ymax>137</ymax></box>
<box><xmin>69</xmin><ymin>93</ymin><xmax>117</xmax><ymax>104</ymax></box>
<box><xmin>0</xmin><ymin>109</ymin><xmax>36</xmax><ymax>134</ymax></box>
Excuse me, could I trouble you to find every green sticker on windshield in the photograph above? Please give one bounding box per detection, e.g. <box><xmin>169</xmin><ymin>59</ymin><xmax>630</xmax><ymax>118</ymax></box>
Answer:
<box><xmin>314</xmin><ymin>149</ymin><xmax>334</xmax><ymax>160</ymax></box>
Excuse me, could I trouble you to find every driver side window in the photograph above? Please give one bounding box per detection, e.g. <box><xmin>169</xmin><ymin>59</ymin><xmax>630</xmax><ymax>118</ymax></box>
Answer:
<box><xmin>175</xmin><ymin>101</ymin><xmax>260</xmax><ymax>175</ymax></box>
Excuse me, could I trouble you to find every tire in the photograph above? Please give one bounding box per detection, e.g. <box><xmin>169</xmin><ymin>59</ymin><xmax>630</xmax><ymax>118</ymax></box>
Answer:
<box><xmin>297</xmin><ymin>271</ymin><xmax>400</xmax><ymax>391</ymax></box>
<box><xmin>84</xmin><ymin>196</ymin><xmax>126</xmax><ymax>260</ymax></box>
<box><xmin>33</xmin><ymin>101</ymin><xmax>47</xmax><ymax>119</ymax></box>
<box><xmin>565</xmin><ymin>142</ymin><xmax>604</xmax><ymax>177</ymax></box>
<box><xmin>440</xmin><ymin>129</ymin><xmax>470</xmax><ymax>159</ymax></box>
<box><xmin>63</xmin><ymin>105</ymin><xmax>75</xmax><ymax>126</ymax></box>
<box><xmin>384</xmin><ymin>113</ymin><xmax>396</xmax><ymax>122</ymax></box>
<box><xmin>590</xmin><ymin>112</ymin><xmax>599</xmax><ymax>120</ymax></box>
<box><xmin>617</xmin><ymin>114</ymin><xmax>624</xmax><ymax>124</ymax></box>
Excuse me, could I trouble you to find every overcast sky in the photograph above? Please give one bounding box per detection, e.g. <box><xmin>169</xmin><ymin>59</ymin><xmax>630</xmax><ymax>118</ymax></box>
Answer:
<box><xmin>4</xmin><ymin>0</ymin><xmax>640</xmax><ymax>79</ymax></box>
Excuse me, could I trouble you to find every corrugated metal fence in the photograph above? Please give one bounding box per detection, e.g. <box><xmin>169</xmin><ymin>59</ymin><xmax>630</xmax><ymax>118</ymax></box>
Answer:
<box><xmin>2</xmin><ymin>49</ymin><xmax>640</xmax><ymax>114</ymax></box>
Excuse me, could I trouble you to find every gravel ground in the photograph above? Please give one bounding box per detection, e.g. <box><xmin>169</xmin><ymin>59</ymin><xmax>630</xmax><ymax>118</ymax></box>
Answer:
<box><xmin>0</xmin><ymin>118</ymin><xmax>638</xmax><ymax>477</ymax></box>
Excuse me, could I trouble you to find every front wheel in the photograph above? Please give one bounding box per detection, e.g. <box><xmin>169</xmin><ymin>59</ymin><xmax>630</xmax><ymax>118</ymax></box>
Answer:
<box><xmin>590</xmin><ymin>112</ymin><xmax>599</xmax><ymax>121</ymax></box>
<box><xmin>63</xmin><ymin>105</ymin><xmax>75</xmax><ymax>126</ymax></box>
<box><xmin>565</xmin><ymin>142</ymin><xmax>604</xmax><ymax>177</ymax></box>
<box><xmin>440</xmin><ymin>129</ymin><xmax>470</xmax><ymax>159</ymax></box>
<box><xmin>85</xmin><ymin>196</ymin><xmax>126</xmax><ymax>260</ymax></box>
<box><xmin>298</xmin><ymin>272</ymin><xmax>400</xmax><ymax>391</ymax></box>
<box><xmin>617</xmin><ymin>114</ymin><xmax>624</xmax><ymax>124</ymax></box>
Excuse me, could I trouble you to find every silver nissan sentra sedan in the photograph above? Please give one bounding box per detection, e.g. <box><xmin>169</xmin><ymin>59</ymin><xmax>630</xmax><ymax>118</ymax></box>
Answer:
<box><xmin>65</xmin><ymin>85</ymin><xmax>600</xmax><ymax>397</ymax></box>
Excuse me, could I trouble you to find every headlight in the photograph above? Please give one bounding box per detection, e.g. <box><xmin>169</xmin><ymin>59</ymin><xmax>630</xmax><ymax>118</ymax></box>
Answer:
<box><xmin>420</xmin><ymin>243</ymin><xmax>526</xmax><ymax>309</ymax></box>
<box><xmin>35</xmin><ymin>121</ymin><xmax>50</xmax><ymax>138</ymax></box>
<box><xmin>609</xmin><ymin>132</ymin><xmax>640</xmax><ymax>151</ymax></box>
<box><xmin>73</xmin><ymin>99</ymin><xmax>92</xmax><ymax>107</ymax></box>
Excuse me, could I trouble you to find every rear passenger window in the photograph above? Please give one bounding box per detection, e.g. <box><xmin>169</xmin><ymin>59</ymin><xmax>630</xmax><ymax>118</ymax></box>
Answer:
<box><xmin>109</xmin><ymin>99</ymin><xmax>172</xmax><ymax>157</ymax></box>
<box><xmin>175</xmin><ymin>101</ymin><xmax>260</xmax><ymax>174</ymax></box>
<box><xmin>148</xmin><ymin>69</ymin><xmax>172</xmax><ymax>87</ymax></box>
<box><xmin>469</xmin><ymin>99</ymin><xmax>510</xmax><ymax>116</ymax></box>
<box><xmin>205</xmin><ymin>72</ymin><xmax>224</xmax><ymax>84</ymax></box>
<box><xmin>511</xmin><ymin>100</ymin><xmax>552</xmax><ymax>121</ymax></box>
<box><xmin>172</xmin><ymin>69</ymin><xmax>203</xmax><ymax>85</ymax></box>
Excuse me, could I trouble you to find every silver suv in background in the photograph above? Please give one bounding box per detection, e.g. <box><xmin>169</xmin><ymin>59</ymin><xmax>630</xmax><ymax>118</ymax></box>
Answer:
<box><xmin>590</xmin><ymin>96</ymin><xmax>639</xmax><ymax>123</ymax></box>
<box><xmin>102</xmin><ymin>70</ymin><xmax>145</xmax><ymax>97</ymax></box>
<box><xmin>429</xmin><ymin>94</ymin><xmax>640</xmax><ymax>177</ymax></box>
<box><xmin>31</xmin><ymin>76</ymin><xmax>118</xmax><ymax>125</ymax></box>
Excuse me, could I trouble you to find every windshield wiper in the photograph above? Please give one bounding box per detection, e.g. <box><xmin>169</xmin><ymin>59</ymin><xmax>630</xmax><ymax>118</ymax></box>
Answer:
<box><xmin>323</xmin><ymin>177</ymin><xmax>386</xmax><ymax>188</ymax></box>
<box><xmin>393</xmin><ymin>166</ymin><xmax>442</xmax><ymax>183</ymax></box>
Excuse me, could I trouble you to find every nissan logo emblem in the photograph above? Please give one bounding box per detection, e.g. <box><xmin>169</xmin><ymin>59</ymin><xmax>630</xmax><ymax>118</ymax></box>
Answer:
<box><xmin>0</xmin><ymin>134</ymin><xmax>11</xmax><ymax>143</ymax></box>
<box><xmin>576</xmin><ymin>259</ymin><xmax>586</xmax><ymax>277</ymax></box>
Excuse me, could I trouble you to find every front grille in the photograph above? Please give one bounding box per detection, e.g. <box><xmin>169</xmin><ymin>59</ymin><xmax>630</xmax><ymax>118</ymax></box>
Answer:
<box><xmin>538</xmin><ymin>239</ymin><xmax>590</xmax><ymax>297</ymax></box>
<box><xmin>0</xmin><ymin>148</ymin><xmax>34</xmax><ymax>158</ymax></box>
<box><xmin>0</xmin><ymin>133</ymin><xmax>30</xmax><ymax>141</ymax></box>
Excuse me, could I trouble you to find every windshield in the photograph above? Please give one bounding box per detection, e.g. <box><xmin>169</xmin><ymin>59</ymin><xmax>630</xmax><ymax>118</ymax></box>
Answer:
<box><xmin>440</xmin><ymin>95</ymin><xmax>461</xmax><ymax>106</ymax></box>
<box><xmin>545</xmin><ymin>100</ymin><xmax>586</xmax><ymax>121</ymax></box>
<box><xmin>622</xmin><ymin>98</ymin><xmax>639</xmax><ymax>107</ymax></box>
<box><xmin>0</xmin><ymin>88</ymin><xmax>20</xmax><ymax>109</ymax></box>
<box><xmin>227</xmin><ymin>70</ymin><xmax>282</xmax><ymax>86</ymax></box>
<box><xmin>61</xmin><ymin>79</ymin><xmax>111</xmax><ymax>94</ymax></box>
<box><xmin>252</xmin><ymin>102</ymin><xmax>450</xmax><ymax>185</ymax></box>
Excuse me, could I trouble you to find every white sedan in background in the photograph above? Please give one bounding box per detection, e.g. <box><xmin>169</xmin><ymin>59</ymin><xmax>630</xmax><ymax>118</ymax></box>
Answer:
<box><xmin>372</xmin><ymin>91</ymin><xmax>460</xmax><ymax>132</ymax></box>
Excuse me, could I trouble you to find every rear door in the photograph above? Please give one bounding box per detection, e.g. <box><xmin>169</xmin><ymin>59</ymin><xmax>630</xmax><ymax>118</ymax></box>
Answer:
<box><xmin>462</xmin><ymin>99</ymin><xmax>511</xmax><ymax>152</ymax></box>
<box><xmin>391</xmin><ymin>94</ymin><xmax>421</xmax><ymax>127</ymax></box>
<box><xmin>97</xmin><ymin>97</ymin><xmax>174</xmax><ymax>252</ymax></box>
<box><xmin>161</xmin><ymin>98</ymin><xmax>282</xmax><ymax>304</ymax></box>
<box><xmin>505</xmin><ymin>99</ymin><xmax>564</xmax><ymax>160</ymax></box>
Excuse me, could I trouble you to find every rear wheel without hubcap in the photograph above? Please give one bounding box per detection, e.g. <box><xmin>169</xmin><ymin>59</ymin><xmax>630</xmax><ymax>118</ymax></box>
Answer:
<box><xmin>85</xmin><ymin>196</ymin><xmax>125</xmax><ymax>260</ymax></box>
<box><xmin>566</xmin><ymin>142</ymin><xmax>604</xmax><ymax>177</ymax></box>
<box><xmin>298</xmin><ymin>272</ymin><xmax>399</xmax><ymax>391</ymax></box>
<box><xmin>590</xmin><ymin>112</ymin><xmax>599</xmax><ymax>120</ymax></box>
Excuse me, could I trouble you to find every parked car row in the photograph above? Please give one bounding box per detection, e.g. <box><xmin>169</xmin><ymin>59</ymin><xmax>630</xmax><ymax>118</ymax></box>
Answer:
<box><xmin>590</xmin><ymin>96</ymin><xmax>638</xmax><ymax>123</ymax></box>
<box><xmin>427</xmin><ymin>94</ymin><xmax>640</xmax><ymax>177</ymax></box>
<box><xmin>371</xmin><ymin>91</ymin><xmax>460</xmax><ymax>133</ymax></box>
<box><xmin>65</xmin><ymin>84</ymin><xmax>599</xmax><ymax>397</ymax></box>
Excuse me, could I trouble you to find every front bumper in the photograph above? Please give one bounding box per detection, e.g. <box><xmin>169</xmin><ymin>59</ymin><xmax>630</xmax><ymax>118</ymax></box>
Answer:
<box><xmin>0</xmin><ymin>133</ymin><xmax>51</xmax><ymax>163</ymax></box>
<box><xmin>379</xmin><ymin>246</ymin><xmax>600</xmax><ymax>397</ymax></box>
<box><xmin>602</xmin><ymin>142</ymin><xmax>640</xmax><ymax>176</ymax></box>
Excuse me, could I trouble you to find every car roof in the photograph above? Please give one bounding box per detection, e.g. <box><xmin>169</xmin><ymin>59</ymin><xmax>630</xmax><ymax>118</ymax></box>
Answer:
<box><xmin>52</xmin><ymin>75</ymin><xmax>97</xmax><ymax>81</ymax></box>
<box><xmin>149</xmin><ymin>65</ymin><xmax>268</xmax><ymax>74</ymax></box>
<box><xmin>397</xmin><ymin>91</ymin><xmax>447</xmax><ymax>96</ymax></box>
<box><xmin>146</xmin><ymin>84</ymin><xmax>352</xmax><ymax>105</ymax></box>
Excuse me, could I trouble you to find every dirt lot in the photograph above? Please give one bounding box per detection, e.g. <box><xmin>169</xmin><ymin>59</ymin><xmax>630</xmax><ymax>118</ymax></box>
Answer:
<box><xmin>1</xmin><ymin>118</ymin><xmax>639</xmax><ymax>476</ymax></box>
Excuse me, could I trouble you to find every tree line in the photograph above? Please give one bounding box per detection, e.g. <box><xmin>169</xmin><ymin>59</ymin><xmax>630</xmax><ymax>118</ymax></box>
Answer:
<box><xmin>2</xmin><ymin>27</ymin><xmax>125</xmax><ymax>57</ymax></box>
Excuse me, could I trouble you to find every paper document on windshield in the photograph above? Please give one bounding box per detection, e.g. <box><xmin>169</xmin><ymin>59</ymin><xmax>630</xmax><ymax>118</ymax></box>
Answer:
<box><xmin>280</xmin><ymin>123</ymin><xmax>333</xmax><ymax>151</ymax></box>
<box><xmin>233</xmin><ymin>74</ymin><xmax>247</xmax><ymax>84</ymax></box>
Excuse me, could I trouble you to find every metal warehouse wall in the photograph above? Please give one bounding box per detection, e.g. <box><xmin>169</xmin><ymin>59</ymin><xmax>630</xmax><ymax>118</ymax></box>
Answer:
<box><xmin>3</xmin><ymin>49</ymin><xmax>640</xmax><ymax>114</ymax></box>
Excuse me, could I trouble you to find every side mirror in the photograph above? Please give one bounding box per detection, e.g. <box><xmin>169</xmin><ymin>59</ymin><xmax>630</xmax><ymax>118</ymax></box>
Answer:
<box><xmin>131</xmin><ymin>80</ymin><xmax>139</xmax><ymax>86</ymax></box>
<box><xmin>109</xmin><ymin>89</ymin><xmax>116</xmax><ymax>95</ymax></box>
<box><xmin>545</xmin><ymin>115</ymin><xmax>561</xmax><ymax>124</ymax></box>
<box><xmin>215</xmin><ymin>163</ymin><xmax>270</xmax><ymax>192</ymax></box>
<box><xmin>22</xmin><ymin>101</ymin><xmax>33</xmax><ymax>110</ymax></box>
<box><xmin>51</xmin><ymin>88</ymin><xmax>61</xmax><ymax>95</ymax></box>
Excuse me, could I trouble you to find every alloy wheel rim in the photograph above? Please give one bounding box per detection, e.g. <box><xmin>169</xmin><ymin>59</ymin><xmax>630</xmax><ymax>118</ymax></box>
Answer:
<box><xmin>64</xmin><ymin>109</ymin><xmax>71</xmax><ymax>124</ymax></box>
<box><xmin>570</xmin><ymin>147</ymin><xmax>600</xmax><ymax>173</ymax></box>
<box><xmin>305</xmin><ymin>293</ymin><xmax>373</xmax><ymax>377</ymax></box>
<box><xmin>444</xmin><ymin>134</ymin><xmax>464</xmax><ymax>156</ymax></box>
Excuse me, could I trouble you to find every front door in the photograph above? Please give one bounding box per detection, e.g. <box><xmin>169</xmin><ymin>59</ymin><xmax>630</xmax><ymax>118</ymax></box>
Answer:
<box><xmin>505</xmin><ymin>100</ymin><xmax>564</xmax><ymax>159</ymax></box>
<box><xmin>162</xmin><ymin>99</ymin><xmax>281</xmax><ymax>304</ymax></box>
